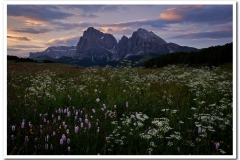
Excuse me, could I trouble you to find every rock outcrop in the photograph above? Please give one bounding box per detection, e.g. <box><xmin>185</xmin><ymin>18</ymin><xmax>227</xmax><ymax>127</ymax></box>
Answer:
<box><xmin>75</xmin><ymin>27</ymin><xmax>117</xmax><ymax>62</ymax></box>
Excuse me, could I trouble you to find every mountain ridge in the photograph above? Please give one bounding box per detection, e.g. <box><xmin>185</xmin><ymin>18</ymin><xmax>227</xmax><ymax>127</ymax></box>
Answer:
<box><xmin>29</xmin><ymin>27</ymin><xmax>199</xmax><ymax>66</ymax></box>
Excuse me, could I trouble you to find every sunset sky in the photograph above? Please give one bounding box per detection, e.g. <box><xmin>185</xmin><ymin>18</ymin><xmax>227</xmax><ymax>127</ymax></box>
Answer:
<box><xmin>7</xmin><ymin>3</ymin><xmax>233</xmax><ymax>57</ymax></box>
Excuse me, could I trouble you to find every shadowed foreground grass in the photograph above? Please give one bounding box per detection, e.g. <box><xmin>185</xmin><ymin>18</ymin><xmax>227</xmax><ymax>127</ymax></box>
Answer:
<box><xmin>7</xmin><ymin>62</ymin><xmax>233</xmax><ymax>155</ymax></box>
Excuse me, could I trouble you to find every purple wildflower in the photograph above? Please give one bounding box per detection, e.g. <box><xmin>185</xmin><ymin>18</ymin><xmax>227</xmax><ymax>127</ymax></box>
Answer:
<box><xmin>177</xmin><ymin>147</ymin><xmax>180</xmax><ymax>152</ymax></box>
<box><xmin>216</xmin><ymin>142</ymin><xmax>220</xmax><ymax>150</ymax></box>
<box><xmin>12</xmin><ymin>125</ymin><xmax>15</xmax><ymax>131</ymax></box>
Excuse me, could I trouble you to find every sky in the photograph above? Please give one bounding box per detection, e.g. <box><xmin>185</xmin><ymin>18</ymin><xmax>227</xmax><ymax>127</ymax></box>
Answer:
<box><xmin>7</xmin><ymin>4</ymin><xmax>233</xmax><ymax>57</ymax></box>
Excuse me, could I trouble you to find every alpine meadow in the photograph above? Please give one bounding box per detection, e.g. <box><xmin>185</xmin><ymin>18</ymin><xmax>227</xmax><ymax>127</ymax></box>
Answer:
<box><xmin>6</xmin><ymin>3</ymin><xmax>235</xmax><ymax>157</ymax></box>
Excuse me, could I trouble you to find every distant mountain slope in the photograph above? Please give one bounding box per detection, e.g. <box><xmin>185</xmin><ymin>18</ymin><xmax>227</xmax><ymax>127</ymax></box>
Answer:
<box><xmin>29</xmin><ymin>46</ymin><xmax>76</xmax><ymax>59</ymax></box>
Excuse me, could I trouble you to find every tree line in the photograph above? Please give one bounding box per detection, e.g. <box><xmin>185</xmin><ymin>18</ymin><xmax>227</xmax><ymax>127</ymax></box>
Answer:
<box><xmin>7</xmin><ymin>55</ymin><xmax>54</xmax><ymax>63</ymax></box>
<box><xmin>145</xmin><ymin>42</ymin><xmax>233</xmax><ymax>68</ymax></box>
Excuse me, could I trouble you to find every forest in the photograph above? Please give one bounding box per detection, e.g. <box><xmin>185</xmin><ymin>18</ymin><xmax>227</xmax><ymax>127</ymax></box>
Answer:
<box><xmin>145</xmin><ymin>43</ymin><xmax>233</xmax><ymax>68</ymax></box>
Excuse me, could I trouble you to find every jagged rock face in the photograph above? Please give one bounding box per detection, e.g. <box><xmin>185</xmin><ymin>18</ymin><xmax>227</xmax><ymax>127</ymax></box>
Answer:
<box><xmin>75</xmin><ymin>27</ymin><xmax>117</xmax><ymax>62</ymax></box>
<box><xmin>114</xmin><ymin>28</ymin><xmax>170</xmax><ymax>58</ymax></box>
<box><xmin>29</xmin><ymin>46</ymin><xmax>76</xmax><ymax>59</ymax></box>
<box><xmin>112</xmin><ymin>35</ymin><xmax>129</xmax><ymax>59</ymax></box>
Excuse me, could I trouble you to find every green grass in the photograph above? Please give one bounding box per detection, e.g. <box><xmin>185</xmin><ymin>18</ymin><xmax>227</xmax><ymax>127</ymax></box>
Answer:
<box><xmin>7</xmin><ymin>62</ymin><xmax>233</xmax><ymax>155</ymax></box>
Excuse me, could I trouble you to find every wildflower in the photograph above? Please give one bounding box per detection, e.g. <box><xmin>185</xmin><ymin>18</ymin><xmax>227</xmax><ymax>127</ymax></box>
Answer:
<box><xmin>75</xmin><ymin>126</ymin><xmax>79</xmax><ymax>133</ymax></box>
<box><xmin>58</xmin><ymin>108</ymin><xmax>61</xmax><ymax>113</ymax></box>
<box><xmin>85</xmin><ymin>119</ymin><xmax>89</xmax><ymax>124</ymax></box>
<box><xmin>216</xmin><ymin>142</ymin><xmax>220</xmax><ymax>150</ymax></box>
<box><xmin>67</xmin><ymin>138</ymin><xmax>70</xmax><ymax>144</ymax></box>
<box><xmin>25</xmin><ymin>136</ymin><xmax>29</xmax><ymax>142</ymax></box>
<box><xmin>219</xmin><ymin>149</ymin><xmax>226</xmax><ymax>154</ymax></box>
<box><xmin>52</xmin><ymin>132</ymin><xmax>56</xmax><ymax>136</ymax></box>
<box><xmin>67</xmin><ymin>111</ymin><xmax>71</xmax><ymax>117</ymax></box>
<box><xmin>96</xmin><ymin>98</ymin><xmax>100</xmax><ymax>102</ymax></box>
<box><xmin>94</xmin><ymin>89</ymin><xmax>97</xmax><ymax>92</ymax></box>
<box><xmin>21</xmin><ymin>121</ymin><xmax>25</xmax><ymax>128</ymax></box>
<box><xmin>68</xmin><ymin>147</ymin><xmax>70</xmax><ymax>152</ymax></box>
<box><xmin>12</xmin><ymin>125</ymin><xmax>15</xmax><ymax>131</ymax></box>
<box><xmin>97</xmin><ymin>127</ymin><xmax>100</xmax><ymax>132</ymax></box>
<box><xmin>45</xmin><ymin>135</ymin><xmax>49</xmax><ymax>142</ymax></box>
<box><xmin>58</xmin><ymin>116</ymin><xmax>61</xmax><ymax>120</ymax></box>
<box><xmin>103</xmin><ymin>104</ymin><xmax>106</xmax><ymax>109</ymax></box>
<box><xmin>81</xmin><ymin>122</ymin><xmax>84</xmax><ymax>128</ymax></box>
<box><xmin>64</xmin><ymin>125</ymin><xmax>68</xmax><ymax>129</ymax></box>
<box><xmin>179</xmin><ymin>121</ymin><xmax>184</xmax><ymax>124</ymax></box>
<box><xmin>85</xmin><ymin>114</ymin><xmax>88</xmax><ymax>119</ymax></box>
<box><xmin>66</xmin><ymin>129</ymin><xmax>69</xmax><ymax>134</ymax></box>
<box><xmin>114</xmin><ymin>105</ymin><xmax>117</xmax><ymax>109</ymax></box>
<box><xmin>45</xmin><ymin>144</ymin><xmax>48</xmax><ymax>150</ymax></box>
<box><xmin>135</xmin><ymin>112</ymin><xmax>139</xmax><ymax>118</ymax></box>
<box><xmin>62</xmin><ymin>134</ymin><xmax>66</xmax><ymax>141</ymax></box>
<box><xmin>79</xmin><ymin>118</ymin><xmax>82</xmax><ymax>122</ymax></box>
<box><xmin>92</xmin><ymin>109</ymin><xmax>96</xmax><ymax>113</ymax></box>
<box><xmin>198</xmin><ymin>127</ymin><xmax>202</xmax><ymax>133</ymax></box>
<box><xmin>62</xmin><ymin>121</ymin><xmax>65</xmax><ymax>126</ymax></box>
<box><xmin>167</xmin><ymin>141</ymin><xmax>173</xmax><ymax>146</ymax></box>
<box><xmin>11</xmin><ymin>135</ymin><xmax>14</xmax><ymax>140</ymax></box>
<box><xmin>177</xmin><ymin>147</ymin><xmax>180</xmax><ymax>152</ymax></box>
<box><xmin>149</xmin><ymin>150</ymin><xmax>151</xmax><ymax>155</ymax></box>
<box><xmin>126</xmin><ymin>102</ymin><xmax>128</xmax><ymax>108</ymax></box>
<box><xmin>60</xmin><ymin>139</ymin><xmax>63</xmax><ymax>145</ymax></box>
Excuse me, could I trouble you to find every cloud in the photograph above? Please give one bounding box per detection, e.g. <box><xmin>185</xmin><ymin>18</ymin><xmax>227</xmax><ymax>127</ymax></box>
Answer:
<box><xmin>159</xmin><ymin>5</ymin><xmax>232</xmax><ymax>25</ymax></box>
<box><xmin>160</xmin><ymin>8</ymin><xmax>184</xmax><ymax>21</ymax></box>
<box><xmin>7</xmin><ymin>48</ymin><xmax>22</xmax><ymax>52</ymax></box>
<box><xmin>62</xmin><ymin>5</ymin><xmax>121</xmax><ymax>13</ymax></box>
<box><xmin>53</xmin><ymin>21</ymin><xmax>100</xmax><ymax>30</ymax></box>
<box><xmin>11</xmin><ymin>28</ymin><xmax>52</xmax><ymax>34</ymax></box>
<box><xmin>98</xmin><ymin>19</ymin><xmax>168</xmax><ymax>33</ymax></box>
<box><xmin>45</xmin><ymin>36</ymin><xmax>80</xmax><ymax>46</ymax></box>
<box><xmin>7</xmin><ymin>35</ymin><xmax>31</xmax><ymax>41</ymax></box>
<box><xmin>168</xmin><ymin>29</ymin><xmax>232</xmax><ymax>40</ymax></box>
<box><xmin>8</xmin><ymin>45</ymin><xmax>45</xmax><ymax>49</ymax></box>
<box><xmin>79</xmin><ymin>13</ymin><xmax>98</xmax><ymax>18</ymax></box>
<box><xmin>7</xmin><ymin>5</ymin><xmax>74</xmax><ymax>23</ymax></box>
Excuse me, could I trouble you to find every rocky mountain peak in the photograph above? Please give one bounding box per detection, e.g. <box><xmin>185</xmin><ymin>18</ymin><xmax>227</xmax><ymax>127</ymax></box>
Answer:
<box><xmin>75</xmin><ymin>27</ymin><xmax>198</xmax><ymax>63</ymax></box>
<box><xmin>75</xmin><ymin>27</ymin><xmax>117</xmax><ymax>62</ymax></box>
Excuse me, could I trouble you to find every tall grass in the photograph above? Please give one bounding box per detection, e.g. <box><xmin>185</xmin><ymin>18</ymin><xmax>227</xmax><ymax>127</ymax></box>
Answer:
<box><xmin>7</xmin><ymin>63</ymin><xmax>233</xmax><ymax>155</ymax></box>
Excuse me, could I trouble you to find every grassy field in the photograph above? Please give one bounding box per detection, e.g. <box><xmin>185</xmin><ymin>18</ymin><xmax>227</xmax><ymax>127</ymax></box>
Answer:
<box><xmin>7</xmin><ymin>61</ymin><xmax>233</xmax><ymax>155</ymax></box>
